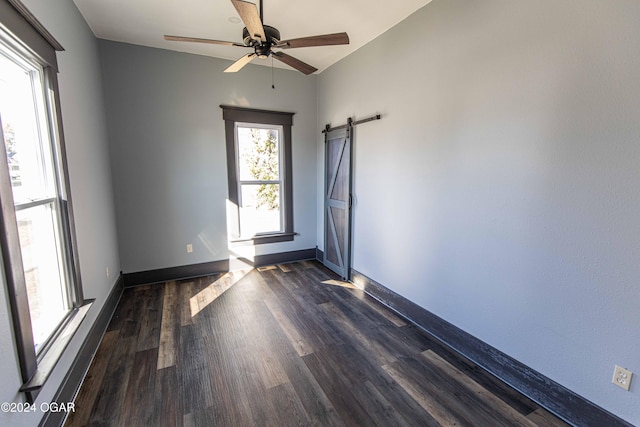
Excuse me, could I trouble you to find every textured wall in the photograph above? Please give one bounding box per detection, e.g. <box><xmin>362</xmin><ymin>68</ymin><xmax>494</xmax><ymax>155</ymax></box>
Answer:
<box><xmin>98</xmin><ymin>41</ymin><xmax>318</xmax><ymax>274</ymax></box>
<box><xmin>317</xmin><ymin>0</ymin><xmax>640</xmax><ymax>423</ymax></box>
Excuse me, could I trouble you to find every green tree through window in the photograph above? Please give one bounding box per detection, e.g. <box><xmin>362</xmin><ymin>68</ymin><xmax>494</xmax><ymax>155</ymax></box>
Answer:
<box><xmin>244</xmin><ymin>128</ymin><xmax>279</xmax><ymax>210</ymax></box>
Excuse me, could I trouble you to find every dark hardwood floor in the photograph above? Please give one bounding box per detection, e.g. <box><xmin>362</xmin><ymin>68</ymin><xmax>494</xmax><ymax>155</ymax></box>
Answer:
<box><xmin>66</xmin><ymin>260</ymin><xmax>570</xmax><ymax>427</ymax></box>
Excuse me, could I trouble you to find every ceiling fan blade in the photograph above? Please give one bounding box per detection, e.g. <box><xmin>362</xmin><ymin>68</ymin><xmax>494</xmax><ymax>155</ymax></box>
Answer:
<box><xmin>277</xmin><ymin>32</ymin><xmax>349</xmax><ymax>49</ymax></box>
<box><xmin>224</xmin><ymin>53</ymin><xmax>256</xmax><ymax>73</ymax></box>
<box><xmin>164</xmin><ymin>35</ymin><xmax>246</xmax><ymax>47</ymax></box>
<box><xmin>272</xmin><ymin>52</ymin><xmax>317</xmax><ymax>75</ymax></box>
<box><xmin>230</xmin><ymin>0</ymin><xmax>266</xmax><ymax>42</ymax></box>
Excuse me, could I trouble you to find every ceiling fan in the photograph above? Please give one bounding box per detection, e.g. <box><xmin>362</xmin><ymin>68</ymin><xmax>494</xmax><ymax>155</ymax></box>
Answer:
<box><xmin>164</xmin><ymin>0</ymin><xmax>349</xmax><ymax>75</ymax></box>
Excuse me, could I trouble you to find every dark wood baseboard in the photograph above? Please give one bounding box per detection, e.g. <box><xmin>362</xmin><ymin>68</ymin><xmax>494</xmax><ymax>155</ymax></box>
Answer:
<box><xmin>251</xmin><ymin>248</ymin><xmax>316</xmax><ymax>267</ymax></box>
<box><xmin>123</xmin><ymin>248</ymin><xmax>318</xmax><ymax>287</ymax></box>
<box><xmin>123</xmin><ymin>259</ymin><xmax>230</xmax><ymax>287</ymax></box>
<box><xmin>350</xmin><ymin>269</ymin><xmax>633</xmax><ymax>427</ymax></box>
<box><xmin>40</xmin><ymin>273</ymin><xmax>124</xmax><ymax>427</ymax></box>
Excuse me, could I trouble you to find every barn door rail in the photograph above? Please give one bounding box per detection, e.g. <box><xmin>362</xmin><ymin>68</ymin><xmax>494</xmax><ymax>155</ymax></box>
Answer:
<box><xmin>322</xmin><ymin>114</ymin><xmax>381</xmax><ymax>134</ymax></box>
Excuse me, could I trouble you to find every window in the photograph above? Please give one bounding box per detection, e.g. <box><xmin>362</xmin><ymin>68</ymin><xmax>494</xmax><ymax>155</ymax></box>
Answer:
<box><xmin>236</xmin><ymin>124</ymin><xmax>284</xmax><ymax>236</ymax></box>
<box><xmin>0</xmin><ymin>41</ymin><xmax>73</xmax><ymax>354</ymax></box>
<box><xmin>0</xmin><ymin>0</ymin><xmax>89</xmax><ymax>401</ymax></box>
<box><xmin>222</xmin><ymin>106</ymin><xmax>294</xmax><ymax>244</ymax></box>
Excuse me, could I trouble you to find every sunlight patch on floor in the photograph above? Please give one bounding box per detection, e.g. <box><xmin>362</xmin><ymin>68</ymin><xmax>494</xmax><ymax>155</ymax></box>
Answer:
<box><xmin>190</xmin><ymin>269</ymin><xmax>251</xmax><ymax>317</ymax></box>
<box><xmin>321</xmin><ymin>279</ymin><xmax>356</xmax><ymax>289</ymax></box>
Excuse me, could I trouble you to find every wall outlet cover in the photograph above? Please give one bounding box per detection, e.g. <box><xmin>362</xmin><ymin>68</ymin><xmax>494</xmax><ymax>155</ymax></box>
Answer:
<box><xmin>612</xmin><ymin>365</ymin><xmax>633</xmax><ymax>391</ymax></box>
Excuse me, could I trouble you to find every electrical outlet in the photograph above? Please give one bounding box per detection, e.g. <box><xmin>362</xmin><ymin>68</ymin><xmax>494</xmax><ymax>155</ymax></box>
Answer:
<box><xmin>186</xmin><ymin>244</ymin><xmax>193</xmax><ymax>253</ymax></box>
<box><xmin>106</xmin><ymin>267</ymin><xmax>110</xmax><ymax>278</ymax></box>
<box><xmin>612</xmin><ymin>365</ymin><xmax>633</xmax><ymax>391</ymax></box>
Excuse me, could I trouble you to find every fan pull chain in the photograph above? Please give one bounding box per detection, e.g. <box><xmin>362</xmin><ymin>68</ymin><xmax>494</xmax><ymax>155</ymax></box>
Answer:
<box><xmin>271</xmin><ymin>56</ymin><xmax>275</xmax><ymax>89</ymax></box>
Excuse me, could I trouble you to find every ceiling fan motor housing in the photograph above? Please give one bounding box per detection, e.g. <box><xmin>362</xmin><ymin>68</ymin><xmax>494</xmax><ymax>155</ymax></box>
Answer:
<box><xmin>243</xmin><ymin>25</ymin><xmax>280</xmax><ymax>58</ymax></box>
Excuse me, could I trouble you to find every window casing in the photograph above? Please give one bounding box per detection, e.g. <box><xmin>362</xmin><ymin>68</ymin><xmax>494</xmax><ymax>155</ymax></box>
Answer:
<box><xmin>222</xmin><ymin>106</ymin><xmax>294</xmax><ymax>245</ymax></box>
<box><xmin>0</xmin><ymin>0</ymin><xmax>89</xmax><ymax>401</ymax></box>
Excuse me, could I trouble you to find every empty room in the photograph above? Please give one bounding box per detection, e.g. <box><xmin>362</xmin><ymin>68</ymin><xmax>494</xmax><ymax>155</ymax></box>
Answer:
<box><xmin>0</xmin><ymin>0</ymin><xmax>638</xmax><ymax>425</ymax></box>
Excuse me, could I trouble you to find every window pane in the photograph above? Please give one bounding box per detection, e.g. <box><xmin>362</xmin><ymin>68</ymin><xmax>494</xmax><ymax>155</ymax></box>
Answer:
<box><xmin>240</xmin><ymin>183</ymin><xmax>281</xmax><ymax>235</ymax></box>
<box><xmin>237</xmin><ymin>126</ymin><xmax>280</xmax><ymax>181</ymax></box>
<box><xmin>0</xmin><ymin>52</ymin><xmax>55</xmax><ymax>204</ymax></box>
<box><xmin>17</xmin><ymin>203</ymin><xmax>69</xmax><ymax>353</ymax></box>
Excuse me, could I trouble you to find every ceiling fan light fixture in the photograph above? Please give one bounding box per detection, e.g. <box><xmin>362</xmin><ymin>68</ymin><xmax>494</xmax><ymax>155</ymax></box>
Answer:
<box><xmin>165</xmin><ymin>0</ymin><xmax>349</xmax><ymax>75</ymax></box>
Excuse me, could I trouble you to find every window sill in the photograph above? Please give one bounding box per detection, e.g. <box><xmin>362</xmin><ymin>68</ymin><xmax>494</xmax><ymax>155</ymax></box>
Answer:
<box><xmin>229</xmin><ymin>232</ymin><xmax>296</xmax><ymax>246</ymax></box>
<box><xmin>20</xmin><ymin>299</ymin><xmax>94</xmax><ymax>400</ymax></box>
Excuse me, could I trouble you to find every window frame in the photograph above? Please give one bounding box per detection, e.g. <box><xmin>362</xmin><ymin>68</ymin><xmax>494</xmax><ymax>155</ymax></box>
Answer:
<box><xmin>222</xmin><ymin>106</ymin><xmax>295</xmax><ymax>245</ymax></box>
<box><xmin>0</xmin><ymin>0</ymin><xmax>90</xmax><ymax>402</ymax></box>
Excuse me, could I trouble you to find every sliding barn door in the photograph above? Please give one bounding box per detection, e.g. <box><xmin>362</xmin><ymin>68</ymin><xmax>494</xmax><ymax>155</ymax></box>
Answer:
<box><xmin>323</xmin><ymin>126</ymin><xmax>352</xmax><ymax>279</ymax></box>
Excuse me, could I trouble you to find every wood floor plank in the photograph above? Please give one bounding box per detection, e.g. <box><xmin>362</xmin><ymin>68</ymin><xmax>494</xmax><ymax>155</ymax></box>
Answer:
<box><xmin>178</xmin><ymin>280</ymin><xmax>194</xmax><ymax>326</ymax></box>
<box><xmin>527</xmin><ymin>408</ymin><xmax>572</xmax><ymax>427</ymax></box>
<box><xmin>190</xmin><ymin>271</ymin><xmax>246</xmax><ymax>319</ymax></box>
<box><xmin>119</xmin><ymin>348</ymin><xmax>158</xmax><ymax>426</ymax></box>
<box><xmin>266</xmin><ymin>382</ymin><xmax>312</xmax><ymax>426</ymax></box>
<box><xmin>106</xmin><ymin>288</ymin><xmax>135</xmax><ymax>332</ymax></box>
<box><xmin>183</xmin><ymin>405</ymin><xmax>222</xmax><ymax>427</ymax></box>
<box><xmin>367</xmin><ymin>369</ymin><xmax>442</xmax><ymax>427</ymax></box>
<box><xmin>118</xmin><ymin>288</ymin><xmax>147</xmax><ymax>339</ymax></box>
<box><xmin>421</xmin><ymin>334</ymin><xmax>540</xmax><ymax>416</ymax></box>
<box><xmin>136</xmin><ymin>284</ymin><xmax>165</xmax><ymax>352</ymax></box>
<box><xmin>400</xmin><ymin>353</ymin><xmax>531</xmax><ymax>427</ymax></box>
<box><xmin>319</xmin><ymin>301</ymin><xmax>398</xmax><ymax>366</ymax></box>
<box><xmin>284</xmin><ymin>266</ymin><xmax>332</xmax><ymax>305</ymax></box>
<box><xmin>277</xmin><ymin>263</ymin><xmax>292</xmax><ymax>272</ymax></box>
<box><xmin>264</xmin><ymin>296</ymin><xmax>315</xmax><ymax>357</ymax></box>
<box><xmin>306</xmin><ymin>309</ymin><xmax>441</xmax><ymax>426</ymax></box>
<box><xmin>322</xmin><ymin>292</ymin><xmax>424</xmax><ymax>364</ymax></box>
<box><xmin>351</xmin><ymin>380</ymin><xmax>412</xmax><ymax>427</ymax></box>
<box><xmin>254</xmin><ymin>347</ymin><xmax>290</xmax><ymax>390</ymax></box>
<box><xmin>306</xmin><ymin>304</ymin><xmax>442</xmax><ymax>426</ymax></box>
<box><xmin>157</xmin><ymin>281</ymin><xmax>179</xmax><ymax>369</ymax></box>
<box><xmin>84</xmin><ymin>335</ymin><xmax>137</xmax><ymax>425</ymax></box>
<box><xmin>178</xmin><ymin>323</ymin><xmax>215</xmax><ymax>415</ymax></box>
<box><xmin>274</xmin><ymin>270</ymin><xmax>345</xmax><ymax>341</ymax></box>
<box><xmin>64</xmin><ymin>330</ymin><xmax>119</xmax><ymax>426</ymax></box>
<box><xmin>278</xmin><ymin>348</ymin><xmax>345</xmax><ymax>426</ymax></box>
<box><xmin>203</xmin><ymin>335</ymin><xmax>254</xmax><ymax>426</ymax></box>
<box><xmin>303</xmin><ymin>350</ymin><xmax>378</xmax><ymax>426</ymax></box>
<box><xmin>227</xmin><ymin>347</ymin><xmax>272</xmax><ymax>425</ymax></box>
<box><xmin>382</xmin><ymin>361</ymin><xmax>465</xmax><ymax>426</ymax></box>
<box><xmin>154</xmin><ymin>366</ymin><xmax>181</xmax><ymax>427</ymax></box>
<box><xmin>357</xmin><ymin>293</ymin><xmax>408</xmax><ymax>327</ymax></box>
<box><xmin>421</xmin><ymin>349</ymin><xmax>538</xmax><ymax>427</ymax></box>
<box><xmin>264</xmin><ymin>269</ymin><xmax>341</xmax><ymax>349</ymax></box>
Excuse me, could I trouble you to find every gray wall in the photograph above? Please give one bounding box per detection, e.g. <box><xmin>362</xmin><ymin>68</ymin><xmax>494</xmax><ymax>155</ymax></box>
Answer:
<box><xmin>317</xmin><ymin>0</ymin><xmax>640</xmax><ymax>424</ymax></box>
<box><xmin>98</xmin><ymin>41</ymin><xmax>318</xmax><ymax>274</ymax></box>
<box><xmin>0</xmin><ymin>0</ymin><xmax>120</xmax><ymax>425</ymax></box>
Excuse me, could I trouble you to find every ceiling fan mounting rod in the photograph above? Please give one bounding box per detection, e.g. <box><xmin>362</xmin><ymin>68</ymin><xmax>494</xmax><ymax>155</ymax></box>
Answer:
<box><xmin>259</xmin><ymin>0</ymin><xmax>263</xmax><ymax>23</ymax></box>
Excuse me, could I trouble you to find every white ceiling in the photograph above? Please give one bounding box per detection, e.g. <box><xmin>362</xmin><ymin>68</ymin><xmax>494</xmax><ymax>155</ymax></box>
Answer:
<box><xmin>73</xmin><ymin>0</ymin><xmax>432</xmax><ymax>73</ymax></box>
